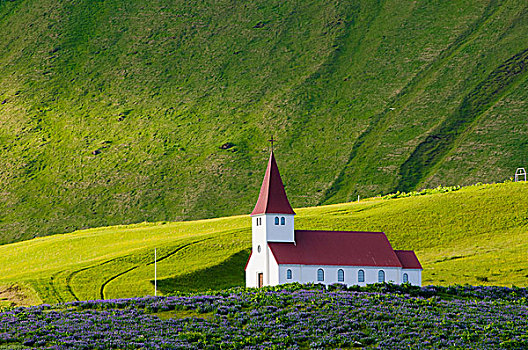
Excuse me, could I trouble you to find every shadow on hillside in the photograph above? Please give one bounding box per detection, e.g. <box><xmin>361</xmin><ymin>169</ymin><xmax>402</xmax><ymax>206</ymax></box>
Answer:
<box><xmin>156</xmin><ymin>249</ymin><xmax>250</xmax><ymax>294</ymax></box>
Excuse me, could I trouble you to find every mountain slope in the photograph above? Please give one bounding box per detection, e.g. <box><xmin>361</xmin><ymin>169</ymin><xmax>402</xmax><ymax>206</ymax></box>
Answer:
<box><xmin>0</xmin><ymin>182</ymin><xmax>526</xmax><ymax>306</ymax></box>
<box><xmin>0</xmin><ymin>0</ymin><xmax>527</xmax><ymax>242</ymax></box>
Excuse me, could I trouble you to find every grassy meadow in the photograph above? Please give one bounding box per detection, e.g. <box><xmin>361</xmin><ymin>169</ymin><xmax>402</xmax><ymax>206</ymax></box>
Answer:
<box><xmin>0</xmin><ymin>181</ymin><xmax>526</xmax><ymax>306</ymax></box>
<box><xmin>0</xmin><ymin>0</ymin><xmax>526</xmax><ymax>243</ymax></box>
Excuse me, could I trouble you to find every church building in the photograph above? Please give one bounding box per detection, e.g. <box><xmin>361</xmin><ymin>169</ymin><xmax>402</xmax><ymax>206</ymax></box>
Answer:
<box><xmin>245</xmin><ymin>151</ymin><xmax>422</xmax><ymax>288</ymax></box>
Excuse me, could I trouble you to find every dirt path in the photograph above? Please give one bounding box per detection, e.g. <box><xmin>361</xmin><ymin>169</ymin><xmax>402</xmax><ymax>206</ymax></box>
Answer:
<box><xmin>0</xmin><ymin>284</ymin><xmax>36</xmax><ymax>307</ymax></box>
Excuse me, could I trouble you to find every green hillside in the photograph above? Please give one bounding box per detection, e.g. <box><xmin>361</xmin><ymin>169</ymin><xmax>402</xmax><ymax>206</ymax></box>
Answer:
<box><xmin>0</xmin><ymin>0</ymin><xmax>527</xmax><ymax>243</ymax></box>
<box><xmin>0</xmin><ymin>181</ymin><xmax>526</xmax><ymax>306</ymax></box>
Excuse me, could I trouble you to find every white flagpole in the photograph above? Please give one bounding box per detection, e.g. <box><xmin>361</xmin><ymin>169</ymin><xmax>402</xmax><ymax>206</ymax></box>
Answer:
<box><xmin>154</xmin><ymin>248</ymin><xmax>157</xmax><ymax>296</ymax></box>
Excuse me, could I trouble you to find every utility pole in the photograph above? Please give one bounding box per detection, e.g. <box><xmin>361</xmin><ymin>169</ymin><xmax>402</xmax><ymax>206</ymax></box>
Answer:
<box><xmin>154</xmin><ymin>248</ymin><xmax>157</xmax><ymax>297</ymax></box>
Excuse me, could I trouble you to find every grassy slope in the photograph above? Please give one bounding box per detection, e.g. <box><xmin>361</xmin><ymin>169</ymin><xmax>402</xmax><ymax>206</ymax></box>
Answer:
<box><xmin>0</xmin><ymin>0</ymin><xmax>526</xmax><ymax>243</ymax></box>
<box><xmin>0</xmin><ymin>181</ymin><xmax>526</xmax><ymax>305</ymax></box>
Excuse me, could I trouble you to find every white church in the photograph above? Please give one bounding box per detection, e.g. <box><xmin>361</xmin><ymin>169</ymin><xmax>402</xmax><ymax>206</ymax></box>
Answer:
<box><xmin>245</xmin><ymin>150</ymin><xmax>422</xmax><ymax>288</ymax></box>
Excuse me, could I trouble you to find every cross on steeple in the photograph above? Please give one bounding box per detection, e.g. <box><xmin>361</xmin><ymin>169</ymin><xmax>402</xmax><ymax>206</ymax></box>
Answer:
<box><xmin>268</xmin><ymin>136</ymin><xmax>276</xmax><ymax>151</ymax></box>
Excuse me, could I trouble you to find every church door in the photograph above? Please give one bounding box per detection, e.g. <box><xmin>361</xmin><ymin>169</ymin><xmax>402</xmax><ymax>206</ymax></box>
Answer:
<box><xmin>258</xmin><ymin>273</ymin><xmax>263</xmax><ymax>288</ymax></box>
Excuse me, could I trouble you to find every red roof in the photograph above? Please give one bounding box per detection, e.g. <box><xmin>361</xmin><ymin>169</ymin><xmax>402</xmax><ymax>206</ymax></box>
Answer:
<box><xmin>251</xmin><ymin>151</ymin><xmax>295</xmax><ymax>216</ymax></box>
<box><xmin>268</xmin><ymin>230</ymin><xmax>403</xmax><ymax>267</ymax></box>
<box><xmin>394</xmin><ymin>250</ymin><xmax>422</xmax><ymax>269</ymax></box>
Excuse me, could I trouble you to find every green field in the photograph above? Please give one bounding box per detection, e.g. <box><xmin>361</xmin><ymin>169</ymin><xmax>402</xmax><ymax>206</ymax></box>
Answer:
<box><xmin>0</xmin><ymin>0</ymin><xmax>527</xmax><ymax>243</ymax></box>
<box><xmin>0</xmin><ymin>181</ymin><xmax>526</xmax><ymax>306</ymax></box>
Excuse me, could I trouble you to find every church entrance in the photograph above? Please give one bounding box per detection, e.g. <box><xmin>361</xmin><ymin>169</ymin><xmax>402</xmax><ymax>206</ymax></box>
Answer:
<box><xmin>258</xmin><ymin>273</ymin><xmax>263</xmax><ymax>288</ymax></box>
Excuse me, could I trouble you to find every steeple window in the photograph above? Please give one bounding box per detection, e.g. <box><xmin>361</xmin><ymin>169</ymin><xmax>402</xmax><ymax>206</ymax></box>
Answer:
<box><xmin>280</xmin><ymin>217</ymin><xmax>285</xmax><ymax>225</ymax></box>
<box><xmin>274</xmin><ymin>217</ymin><xmax>279</xmax><ymax>225</ymax></box>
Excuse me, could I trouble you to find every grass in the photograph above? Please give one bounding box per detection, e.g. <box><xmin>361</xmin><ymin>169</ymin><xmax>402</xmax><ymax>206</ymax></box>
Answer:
<box><xmin>0</xmin><ymin>181</ymin><xmax>526</xmax><ymax>306</ymax></box>
<box><xmin>0</xmin><ymin>0</ymin><xmax>526</xmax><ymax>243</ymax></box>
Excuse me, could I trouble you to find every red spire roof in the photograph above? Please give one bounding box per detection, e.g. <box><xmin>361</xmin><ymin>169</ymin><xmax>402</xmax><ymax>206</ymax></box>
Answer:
<box><xmin>251</xmin><ymin>151</ymin><xmax>295</xmax><ymax>216</ymax></box>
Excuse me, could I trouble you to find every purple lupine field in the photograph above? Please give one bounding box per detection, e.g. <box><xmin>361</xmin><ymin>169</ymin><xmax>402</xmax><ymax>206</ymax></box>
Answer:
<box><xmin>1</xmin><ymin>284</ymin><xmax>527</xmax><ymax>349</ymax></box>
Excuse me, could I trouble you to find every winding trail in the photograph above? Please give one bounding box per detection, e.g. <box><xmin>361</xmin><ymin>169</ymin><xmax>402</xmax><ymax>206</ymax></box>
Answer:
<box><xmin>48</xmin><ymin>271</ymin><xmax>66</xmax><ymax>303</ymax></box>
<box><xmin>98</xmin><ymin>237</ymin><xmax>216</xmax><ymax>299</ymax></box>
<box><xmin>65</xmin><ymin>255</ymin><xmax>137</xmax><ymax>301</ymax></box>
<box><xmin>99</xmin><ymin>266</ymin><xmax>139</xmax><ymax>300</ymax></box>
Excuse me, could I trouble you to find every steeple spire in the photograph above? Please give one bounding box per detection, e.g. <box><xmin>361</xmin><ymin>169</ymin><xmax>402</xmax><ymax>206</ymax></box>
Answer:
<box><xmin>251</xmin><ymin>151</ymin><xmax>295</xmax><ymax>216</ymax></box>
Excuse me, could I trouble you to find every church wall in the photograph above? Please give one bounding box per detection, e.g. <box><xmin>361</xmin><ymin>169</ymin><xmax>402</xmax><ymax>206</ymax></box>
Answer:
<box><xmin>268</xmin><ymin>249</ymin><xmax>280</xmax><ymax>285</ymax></box>
<box><xmin>252</xmin><ymin>215</ymin><xmax>268</xmax><ymax>252</ymax></box>
<box><xmin>277</xmin><ymin>265</ymin><xmax>421</xmax><ymax>286</ymax></box>
<box><xmin>265</xmin><ymin>214</ymin><xmax>295</xmax><ymax>242</ymax></box>
<box><xmin>247</xmin><ymin>215</ymin><xmax>270</xmax><ymax>288</ymax></box>
<box><xmin>403</xmin><ymin>269</ymin><xmax>422</xmax><ymax>286</ymax></box>
<box><xmin>277</xmin><ymin>265</ymin><xmax>303</xmax><ymax>284</ymax></box>
<box><xmin>246</xmin><ymin>247</ymin><xmax>281</xmax><ymax>288</ymax></box>
<box><xmin>245</xmin><ymin>256</ymin><xmax>257</xmax><ymax>288</ymax></box>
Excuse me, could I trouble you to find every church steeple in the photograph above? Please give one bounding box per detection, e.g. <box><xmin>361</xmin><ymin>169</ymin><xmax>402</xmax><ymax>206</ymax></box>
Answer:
<box><xmin>251</xmin><ymin>151</ymin><xmax>295</xmax><ymax>216</ymax></box>
<box><xmin>247</xmin><ymin>147</ymin><xmax>296</xmax><ymax>287</ymax></box>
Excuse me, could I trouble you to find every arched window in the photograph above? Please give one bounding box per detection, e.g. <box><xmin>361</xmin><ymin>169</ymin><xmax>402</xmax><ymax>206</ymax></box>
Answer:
<box><xmin>403</xmin><ymin>273</ymin><xmax>409</xmax><ymax>283</ymax></box>
<box><xmin>287</xmin><ymin>269</ymin><xmax>292</xmax><ymax>280</ymax></box>
<box><xmin>337</xmin><ymin>269</ymin><xmax>344</xmax><ymax>282</ymax></box>
<box><xmin>281</xmin><ymin>217</ymin><xmax>285</xmax><ymax>225</ymax></box>
<box><xmin>358</xmin><ymin>269</ymin><xmax>365</xmax><ymax>283</ymax></box>
<box><xmin>378</xmin><ymin>270</ymin><xmax>385</xmax><ymax>283</ymax></box>
<box><xmin>317</xmin><ymin>269</ymin><xmax>324</xmax><ymax>281</ymax></box>
<box><xmin>274</xmin><ymin>217</ymin><xmax>279</xmax><ymax>225</ymax></box>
